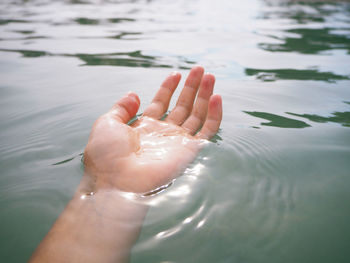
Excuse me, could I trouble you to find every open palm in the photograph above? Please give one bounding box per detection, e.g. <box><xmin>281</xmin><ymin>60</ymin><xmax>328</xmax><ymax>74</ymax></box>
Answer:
<box><xmin>84</xmin><ymin>66</ymin><xmax>222</xmax><ymax>193</ymax></box>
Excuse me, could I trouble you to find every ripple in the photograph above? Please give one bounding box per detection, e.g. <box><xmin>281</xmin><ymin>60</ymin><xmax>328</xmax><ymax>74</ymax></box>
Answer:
<box><xmin>219</xmin><ymin>132</ymin><xmax>294</xmax><ymax>245</ymax></box>
<box><xmin>0</xmin><ymin>101</ymin><xmax>85</xmax><ymax>167</ymax></box>
<box><xmin>223</xmin><ymin>130</ymin><xmax>282</xmax><ymax>178</ymax></box>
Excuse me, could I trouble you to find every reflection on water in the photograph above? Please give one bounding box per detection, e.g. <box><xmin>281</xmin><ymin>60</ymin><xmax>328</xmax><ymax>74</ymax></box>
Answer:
<box><xmin>245</xmin><ymin>67</ymin><xmax>350</xmax><ymax>82</ymax></box>
<box><xmin>1</xmin><ymin>0</ymin><xmax>350</xmax><ymax>262</ymax></box>
<box><xmin>74</xmin><ymin>17</ymin><xmax>100</xmax><ymax>25</ymax></box>
<box><xmin>245</xmin><ymin>109</ymin><xmax>350</xmax><ymax>128</ymax></box>
<box><xmin>75</xmin><ymin>17</ymin><xmax>136</xmax><ymax>25</ymax></box>
<box><xmin>0</xmin><ymin>19</ymin><xmax>29</xmax><ymax>25</ymax></box>
<box><xmin>246</xmin><ymin>101</ymin><xmax>350</xmax><ymax>128</ymax></box>
<box><xmin>106</xmin><ymin>31</ymin><xmax>142</xmax><ymax>40</ymax></box>
<box><xmin>258</xmin><ymin>2</ymin><xmax>350</xmax><ymax>54</ymax></box>
<box><xmin>289</xmin><ymin>111</ymin><xmax>350</xmax><ymax>127</ymax></box>
<box><xmin>244</xmin><ymin>111</ymin><xmax>311</xmax><ymax>128</ymax></box>
<box><xmin>259</xmin><ymin>27</ymin><xmax>350</xmax><ymax>54</ymax></box>
<box><xmin>0</xmin><ymin>49</ymin><xmax>48</xmax><ymax>57</ymax></box>
<box><xmin>11</xmin><ymin>30</ymin><xmax>35</xmax><ymax>35</ymax></box>
<box><xmin>287</xmin><ymin>106</ymin><xmax>350</xmax><ymax>127</ymax></box>
<box><xmin>73</xmin><ymin>51</ymin><xmax>173</xmax><ymax>68</ymax></box>
<box><xmin>0</xmin><ymin>48</ymin><xmax>194</xmax><ymax>68</ymax></box>
<box><xmin>252</xmin><ymin>1</ymin><xmax>350</xmax><ymax>84</ymax></box>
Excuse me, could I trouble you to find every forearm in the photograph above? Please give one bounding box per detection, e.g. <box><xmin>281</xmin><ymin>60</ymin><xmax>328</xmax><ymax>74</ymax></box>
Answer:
<box><xmin>29</xmin><ymin>174</ymin><xmax>148</xmax><ymax>263</ymax></box>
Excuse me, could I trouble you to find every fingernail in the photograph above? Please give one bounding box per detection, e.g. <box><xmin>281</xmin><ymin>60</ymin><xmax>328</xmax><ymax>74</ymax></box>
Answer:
<box><xmin>170</xmin><ymin>71</ymin><xmax>179</xmax><ymax>76</ymax></box>
<box><xmin>127</xmin><ymin>91</ymin><xmax>140</xmax><ymax>104</ymax></box>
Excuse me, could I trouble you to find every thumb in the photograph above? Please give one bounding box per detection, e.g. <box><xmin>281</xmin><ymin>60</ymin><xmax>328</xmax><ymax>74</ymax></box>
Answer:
<box><xmin>109</xmin><ymin>92</ymin><xmax>140</xmax><ymax>123</ymax></box>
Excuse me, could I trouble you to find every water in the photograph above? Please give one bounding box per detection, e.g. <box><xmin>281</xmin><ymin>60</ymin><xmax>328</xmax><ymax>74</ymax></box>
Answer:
<box><xmin>0</xmin><ymin>0</ymin><xmax>350</xmax><ymax>262</ymax></box>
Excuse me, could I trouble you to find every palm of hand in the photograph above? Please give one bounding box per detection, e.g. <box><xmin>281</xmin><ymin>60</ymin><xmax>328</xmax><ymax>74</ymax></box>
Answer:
<box><xmin>84</xmin><ymin>67</ymin><xmax>222</xmax><ymax>193</ymax></box>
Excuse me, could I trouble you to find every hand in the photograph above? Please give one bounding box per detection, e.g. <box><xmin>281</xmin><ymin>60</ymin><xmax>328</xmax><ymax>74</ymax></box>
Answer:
<box><xmin>83</xmin><ymin>66</ymin><xmax>222</xmax><ymax>193</ymax></box>
<box><xmin>30</xmin><ymin>66</ymin><xmax>222</xmax><ymax>263</ymax></box>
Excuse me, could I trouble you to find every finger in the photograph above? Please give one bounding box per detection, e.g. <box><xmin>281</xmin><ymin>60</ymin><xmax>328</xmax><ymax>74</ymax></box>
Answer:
<box><xmin>143</xmin><ymin>72</ymin><xmax>181</xmax><ymax>119</ymax></box>
<box><xmin>166</xmin><ymin>66</ymin><xmax>204</xmax><ymax>125</ymax></box>
<box><xmin>181</xmin><ymin>73</ymin><xmax>215</xmax><ymax>134</ymax></box>
<box><xmin>109</xmin><ymin>92</ymin><xmax>140</xmax><ymax>123</ymax></box>
<box><xmin>195</xmin><ymin>94</ymin><xmax>222</xmax><ymax>140</ymax></box>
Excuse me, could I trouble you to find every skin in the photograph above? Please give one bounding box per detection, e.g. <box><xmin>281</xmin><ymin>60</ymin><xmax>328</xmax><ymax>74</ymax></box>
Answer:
<box><xmin>29</xmin><ymin>66</ymin><xmax>222</xmax><ymax>263</ymax></box>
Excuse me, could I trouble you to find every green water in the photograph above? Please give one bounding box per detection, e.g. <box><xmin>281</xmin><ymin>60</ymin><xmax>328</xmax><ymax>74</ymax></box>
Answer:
<box><xmin>0</xmin><ymin>0</ymin><xmax>350</xmax><ymax>262</ymax></box>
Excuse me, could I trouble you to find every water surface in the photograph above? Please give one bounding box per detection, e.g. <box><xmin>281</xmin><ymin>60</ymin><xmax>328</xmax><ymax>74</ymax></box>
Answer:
<box><xmin>0</xmin><ymin>0</ymin><xmax>350</xmax><ymax>262</ymax></box>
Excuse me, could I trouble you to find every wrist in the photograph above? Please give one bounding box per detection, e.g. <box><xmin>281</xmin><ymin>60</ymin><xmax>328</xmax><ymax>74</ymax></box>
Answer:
<box><xmin>76</xmin><ymin>172</ymin><xmax>149</xmax><ymax>220</ymax></box>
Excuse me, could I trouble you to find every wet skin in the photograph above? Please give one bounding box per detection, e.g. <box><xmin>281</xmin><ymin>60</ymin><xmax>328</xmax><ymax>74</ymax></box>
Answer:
<box><xmin>84</xmin><ymin>66</ymin><xmax>222</xmax><ymax>193</ymax></box>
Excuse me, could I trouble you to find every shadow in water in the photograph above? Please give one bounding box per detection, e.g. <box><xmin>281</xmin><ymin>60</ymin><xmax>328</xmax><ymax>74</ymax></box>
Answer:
<box><xmin>245</xmin><ymin>68</ymin><xmax>350</xmax><ymax>82</ymax></box>
<box><xmin>244</xmin><ymin>111</ymin><xmax>311</xmax><ymax>128</ymax></box>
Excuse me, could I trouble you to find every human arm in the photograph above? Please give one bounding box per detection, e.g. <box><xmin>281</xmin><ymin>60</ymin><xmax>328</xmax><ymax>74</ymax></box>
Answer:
<box><xmin>29</xmin><ymin>66</ymin><xmax>222</xmax><ymax>262</ymax></box>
